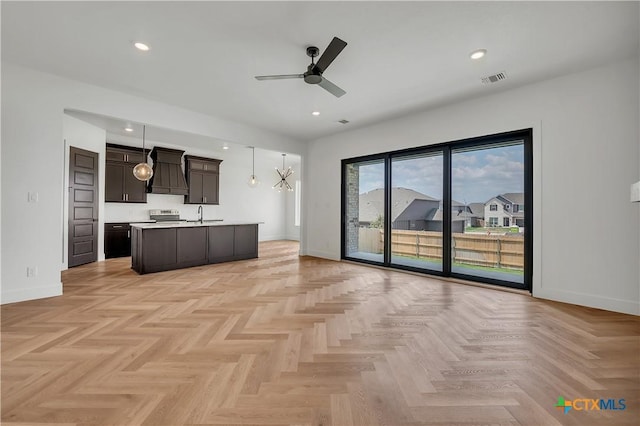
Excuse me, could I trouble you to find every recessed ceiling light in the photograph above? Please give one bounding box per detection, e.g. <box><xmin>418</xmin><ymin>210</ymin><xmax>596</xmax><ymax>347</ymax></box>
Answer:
<box><xmin>124</xmin><ymin>127</ymin><xmax>134</xmax><ymax>132</ymax></box>
<box><xmin>312</xmin><ymin>111</ymin><xmax>320</xmax><ymax>116</ymax></box>
<box><xmin>223</xmin><ymin>144</ymin><xmax>229</xmax><ymax>150</ymax></box>
<box><xmin>470</xmin><ymin>49</ymin><xmax>486</xmax><ymax>60</ymax></box>
<box><xmin>134</xmin><ymin>42</ymin><xmax>150</xmax><ymax>51</ymax></box>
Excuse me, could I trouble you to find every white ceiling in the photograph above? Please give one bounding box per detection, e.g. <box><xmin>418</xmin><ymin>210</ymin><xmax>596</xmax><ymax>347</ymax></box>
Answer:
<box><xmin>3</xmin><ymin>1</ymin><xmax>639</xmax><ymax>142</ymax></box>
<box><xmin>64</xmin><ymin>109</ymin><xmax>300</xmax><ymax>165</ymax></box>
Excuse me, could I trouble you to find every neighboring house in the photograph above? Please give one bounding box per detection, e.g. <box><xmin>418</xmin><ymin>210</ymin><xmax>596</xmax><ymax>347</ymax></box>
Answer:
<box><xmin>359</xmin><ymin>188</ymin><xmax>440</xmax><ymax>230</ymax></box>
<box><xmin>359</xmin><ymin>188</ymin><xmax>467</xmax><ymax>232</ymax></box>
<box><xmin>467</xmin><ymin>202</ymin><xmax>486</xmax><ymax>227</ymax></box>
<box><xmin>484</xmin><ymin>193</ymin><xmax>525</xmax><ymax>227</ymax></box>
<box><xmin>424</xmin><ymin>208</ymin><xmax>466</xmax><ymax>233</ymax></box>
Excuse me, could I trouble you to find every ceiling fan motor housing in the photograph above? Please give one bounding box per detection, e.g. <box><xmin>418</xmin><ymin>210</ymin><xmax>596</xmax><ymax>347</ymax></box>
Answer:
<box><xmin>304</xmin><ymin>63</ymin><xmax>322</xmax><ymax>84</ymax></box>
<box><xmin>304</xmin><ymin>73</ymin><xmax>322</xmax><ymax>84</ymax></box>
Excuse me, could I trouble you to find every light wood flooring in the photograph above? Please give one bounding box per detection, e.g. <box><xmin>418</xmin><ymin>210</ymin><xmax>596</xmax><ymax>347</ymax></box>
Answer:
<box><xmin>2</xmin><ymin>240</ymin><xmax>639</xmax><ymax>425</ymax></box>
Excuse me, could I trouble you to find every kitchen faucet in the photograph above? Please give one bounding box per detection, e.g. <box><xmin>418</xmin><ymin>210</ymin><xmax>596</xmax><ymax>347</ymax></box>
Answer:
<box><xmin>197</xmin><ymin>205</ymin><xmax>203</xmax><ymax>223</ymax></box>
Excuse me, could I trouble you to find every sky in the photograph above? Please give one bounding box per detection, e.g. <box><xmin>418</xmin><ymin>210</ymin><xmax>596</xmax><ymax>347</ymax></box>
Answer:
<box><xmin>357</xmin><ymin>144</ymin><xmax>524</xmax><ymax>204</ymax></box>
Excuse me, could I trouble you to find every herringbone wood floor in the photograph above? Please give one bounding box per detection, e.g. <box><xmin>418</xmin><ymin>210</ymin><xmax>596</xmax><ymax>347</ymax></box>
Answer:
<box><xmin>2</xmin><ymin>241</ymin><xmax>638</xmax><ymax>425</ymax></box>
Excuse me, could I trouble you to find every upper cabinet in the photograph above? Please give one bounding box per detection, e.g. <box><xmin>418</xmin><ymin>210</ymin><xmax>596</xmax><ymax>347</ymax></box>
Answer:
<box><xmin>184</xmin><ymin>155</ymin><xmax>222</xmax><ymax>204</ymax></box>
<box><xmin>105</xmin><ymin>144</ymin><xmax>147</xmax><ymax>203</ymax></box>
<box><xmin>148</xmin><ymin>147</ymin><xmax>189</xmax><ymax>195</ymax></box>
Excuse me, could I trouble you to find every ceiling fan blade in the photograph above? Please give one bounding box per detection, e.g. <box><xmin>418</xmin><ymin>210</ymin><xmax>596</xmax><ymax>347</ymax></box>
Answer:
<box><xmin>318</xmin><ymin>77</ymin><xmax>346</xmax><ymax>98</ymax></box>
<box><xmin>313</xmin><ymin>37</ymin><xmax>347</xmax><ymax>74</ymax></box>
<box><xmin>255</xmin><ymin>74</ymin><xmax>304</xmax><ymax>81</ymax></box>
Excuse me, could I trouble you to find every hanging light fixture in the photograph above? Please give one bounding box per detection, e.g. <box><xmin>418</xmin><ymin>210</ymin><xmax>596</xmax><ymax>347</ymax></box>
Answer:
<box><xmin>273</xmin><ymin>153</ymin><xmax>293</xmax><ymax>192</ymax></box>
<box><xmin>247</xmin><ymin>146</ymin><xmax>259</xmax><ymax>188</ymax></box>
<box><xmin>133</xmin><ymin>125</ymin><xmax>153</xmax><ymax>181</ymax></box>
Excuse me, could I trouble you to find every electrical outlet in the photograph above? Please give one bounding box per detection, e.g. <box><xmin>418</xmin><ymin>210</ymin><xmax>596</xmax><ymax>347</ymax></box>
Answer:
<box><xmin>26</xmin><ymin>266</ymin><xmax>38</xmax><ymax>277</ymax></box>
<box><xmin>631</xmin><ymin>181</ymin><xmax>640</xmax><ymax>203</ymax></box>
<box><xmin>28</xmin><ymin>192</ymin><xmax>39</xmax><ymax>203</ymax></box>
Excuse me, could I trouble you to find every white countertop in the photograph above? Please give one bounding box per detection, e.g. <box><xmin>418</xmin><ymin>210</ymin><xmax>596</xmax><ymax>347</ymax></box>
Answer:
<box><xmin>131</xmin><ymin>221</ymin><xmax>262</xmax><ymax>229</ymax></box>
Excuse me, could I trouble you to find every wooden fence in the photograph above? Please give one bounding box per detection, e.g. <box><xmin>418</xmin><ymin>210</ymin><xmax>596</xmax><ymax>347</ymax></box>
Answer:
<box><xmin>358</xmin><ymin>228</ymin><xmax>524</xmax><ymax>270</ymax></box>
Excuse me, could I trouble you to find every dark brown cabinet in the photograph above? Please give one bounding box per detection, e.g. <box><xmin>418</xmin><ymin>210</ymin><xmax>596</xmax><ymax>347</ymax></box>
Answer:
<box><xmin>140</xmin><ymin>228</ymin><xmax>178</xmax><ymax>271</ymax></box>
<box><xmin>131</xmin><ymin>224</ymin><xmax>258</xmax><ymax>274</ymax></box>
<box><xmin>105</xmin><ymin>144</ymin><xmax>147</xmax><ymax>203</ymax></box>
<box><xmin>185</xmin><ymin>156</ymin><xmax>221</xmax><ymax>204</ymax></box>
<box><xmin>234</xmin><ymin>224</ymin><xmax>258</xmax><ymax>260</ymax></box>
<box><xmin>208</xmin><ymin>225</ymin><xmax>236</xmax><ymax>263</ymax></box>
<box><xmin>208</xmin><ymin>224</ymin><xmax>258</xmax><ymax>263</ymax></box>
<box><xmin>177</xmin><ymin>227</ymin><xmax>208</xmax><ymax>266</ymax></box>
<box><xmin>105</xmin><ymin>223</ymin><xmax>131</xmax><ymax>258</ymax></box>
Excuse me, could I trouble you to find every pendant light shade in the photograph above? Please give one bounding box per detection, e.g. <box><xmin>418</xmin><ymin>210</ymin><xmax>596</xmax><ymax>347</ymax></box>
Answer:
<box><xmin>133</xmin><ymin>125</ymin><xmax>153</xmax><ymax>181</ymax></box>
<box><xmin>133</xmin><ymin>162</ymin><xmax>153</xmax><ymax>181</ymax></box>
<box><xmin>247</xmin><ymin>146</ymin><xmax>259</xmax><ymax>188</ymax></box>
<box><xmin>273</xmin><ymin>153</ymin><xmax>293</xmax><ymax>192</ymax></box>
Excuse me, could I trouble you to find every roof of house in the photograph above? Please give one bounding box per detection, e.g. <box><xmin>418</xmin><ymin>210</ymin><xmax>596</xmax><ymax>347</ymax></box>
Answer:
<box><xmin>359</xmin><ymin>187</ymin><xmax>438</xmax><ymax>222</ymax></box>
<box><xmin>424</xmin><ymin>208</ymin><xmax>466</xmax><ymax>222</ymax></box>
<box><xmin>487</xmin><ymin>192</ymin><xmax>525</xmax><ymax>205</ymax></box>
<box><xmin>468</xmin><ymin>202</ymin><xmax>486</xmax><ymax>217</ymax></box>
<box><xmin>395</xmin><ymin>199</ymin><xmax>440</xmax><ymax>222</ymax></box>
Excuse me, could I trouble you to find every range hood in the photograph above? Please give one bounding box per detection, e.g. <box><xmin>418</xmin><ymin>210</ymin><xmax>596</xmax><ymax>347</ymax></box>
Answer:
<box><xmin>148</xmin><ymin>147</ymin><xmax>189</xmax><ymax>195</ymax></box>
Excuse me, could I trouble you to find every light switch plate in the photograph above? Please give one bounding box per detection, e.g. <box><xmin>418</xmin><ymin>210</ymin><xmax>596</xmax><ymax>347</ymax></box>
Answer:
<box><xmin>631</xmin><ymin>181</ymin><xmax>640</xmax><ymax>203</ymax></box>
<box><xmin>28</xmin><ymin>191</ymin><xmax>39</xmax><ymax>203</ymax></box>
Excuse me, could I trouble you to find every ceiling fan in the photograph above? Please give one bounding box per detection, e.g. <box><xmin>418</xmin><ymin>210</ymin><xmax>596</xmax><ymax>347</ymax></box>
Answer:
<box><xmin>255</xmin><ymin>37</ymin><xmax>348</xmax><ymax>98</ymax></box>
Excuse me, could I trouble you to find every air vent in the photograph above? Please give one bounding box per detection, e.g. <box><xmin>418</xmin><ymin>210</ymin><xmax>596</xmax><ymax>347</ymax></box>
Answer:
<box><xmin>481</xmin><ymin>72</ymin><xmax>507</xmax><ymax>84</ymax></box>
<box><xmin>338</xmin><ymin>119</ymin><xmax>350</xmax><ymax>124</ymax></box>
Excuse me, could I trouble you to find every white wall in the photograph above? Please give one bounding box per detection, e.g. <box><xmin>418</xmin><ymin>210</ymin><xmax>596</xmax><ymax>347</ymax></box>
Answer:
<box><xmin>284</xmin><ymin>158</ymin><xmax>301</xmax><ymax>241</ymax></box>
<box><xmin>1</xmin><ymin>62</ymin><xmax>303</xmax><ymax>305</ymax></box>
<box><xmin>303</xmin><ymin>58</ymin><xmax>640</xmax><ymax>315</ymax></box>
<box><xmin>62</xmin><ymin>115</ymin><xmax>107</xmax><ymax>269</ymax></box>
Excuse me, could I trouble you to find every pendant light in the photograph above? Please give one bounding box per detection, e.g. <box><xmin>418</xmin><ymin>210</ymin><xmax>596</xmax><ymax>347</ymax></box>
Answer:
<box><xmin>247</xmin><ymin>146</ymin><xmax>259</xmax><ymax>188</ymax></box>
<box><xmin>273</xmin><ymin>153</ymin><xmax>293</xmax><ymax>192</ymax></box>
<box><xmin>133</xmin><ymin>125</ymin><xmax>153</xmax><ymax>181</ymax></box>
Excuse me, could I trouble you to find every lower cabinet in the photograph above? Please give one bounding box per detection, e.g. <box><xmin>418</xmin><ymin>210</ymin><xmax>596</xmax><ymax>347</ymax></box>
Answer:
<box><xmin>141</xmin><ymin>228</ymin><xmax>178</xmax><ymax>272</ymax></box>
<box><xmin>209</xmin><ymin>225</ymin><xmax>236</xmax><ymax>263</ymax></box>
<box><xmin>132</xmin><ymin>224</ymin><xmax>258</xmax><ymax>274</ymax></box>
<box><xmin>234</xmin><ymin>224</ymin><xmax>258</xmax><ymax>260</ymax></box>
<box><xmin>105</xmin><ymin>223</ymin><xmax>131</xmax><ymax>258</ymax></box>
<box><xmin>178</xmin><ymin>227</ymin><xmax>208</xmax><ymax>267</ymax></box>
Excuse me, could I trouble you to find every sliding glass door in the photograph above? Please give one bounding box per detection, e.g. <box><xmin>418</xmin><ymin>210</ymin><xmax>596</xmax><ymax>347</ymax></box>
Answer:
<box><xmin>451</xmin><ymin>142</ymin><xmax>525</xmax><ymax>285</ymax></box>
<box><xmin>390</xmin><ymin>151</ymin><xmax>443</xmax><ymax>272</ymax></box>
<box><xmin>343</xmin><ymin>157</ymin><xmax>386</xmax><ymax>263</ymax></box>
<box><xmin>342</xmin><ymin>129</ymin><xmax>532</xmax><ymax>291</ymax></box>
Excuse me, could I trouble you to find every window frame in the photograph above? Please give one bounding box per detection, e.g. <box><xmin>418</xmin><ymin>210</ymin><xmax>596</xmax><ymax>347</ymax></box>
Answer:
<box><xmin>341</xmin><ymin>128</ymin><xmax>533</xmax><ymax>291</ymax></box>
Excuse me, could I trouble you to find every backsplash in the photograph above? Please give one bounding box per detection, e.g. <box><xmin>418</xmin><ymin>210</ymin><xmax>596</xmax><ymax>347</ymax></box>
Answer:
<box><xmin>105</xmin><ymin>194</ymin><xmax>220</xmax><ymax>222</ymax></box>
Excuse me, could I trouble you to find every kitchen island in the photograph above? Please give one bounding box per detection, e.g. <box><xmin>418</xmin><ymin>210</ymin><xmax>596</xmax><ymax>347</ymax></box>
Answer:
<box><xmin>130</xmin><ymin>221</ymin><xmax>259</xmax><ymax>274</ymax></box>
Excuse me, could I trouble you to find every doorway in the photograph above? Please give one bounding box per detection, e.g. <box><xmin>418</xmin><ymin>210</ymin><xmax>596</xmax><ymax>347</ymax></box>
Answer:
<box><xmin>68</xmin><ymin>147</ymin><xmax>99</xmax><ymax>267</ymax></box>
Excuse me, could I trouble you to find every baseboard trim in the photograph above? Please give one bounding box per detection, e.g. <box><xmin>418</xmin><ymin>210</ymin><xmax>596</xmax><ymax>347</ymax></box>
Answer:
<box><xmin>1</xmin><ymin>282</ymin><xmax>63</xmax><ymax>305</ymax></box>
<box><xmin>304</xmin><ymin>249</ymin><xmax>340</xmax><ymax>261</ymax></box>
<box><xmin>534</xmin><ymin>288</ymin><xmax>639</xmax><ymax>316</ymax></box>
<box><xmin>259</xmin><ymin>235</ymin><xmax>288</xmax><ymax>242</ymax></box>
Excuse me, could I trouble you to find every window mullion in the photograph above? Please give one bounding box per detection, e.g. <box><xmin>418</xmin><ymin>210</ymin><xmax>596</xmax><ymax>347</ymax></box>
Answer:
<box><xmin>442</xmin><ymin>147</ymin><xmax>452</xmax><ymax>275</ymax></box>
<box><xmin>384</xmin><ymin>155</ymin><xmax>392</xmax><ymax>265</ymax></box>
